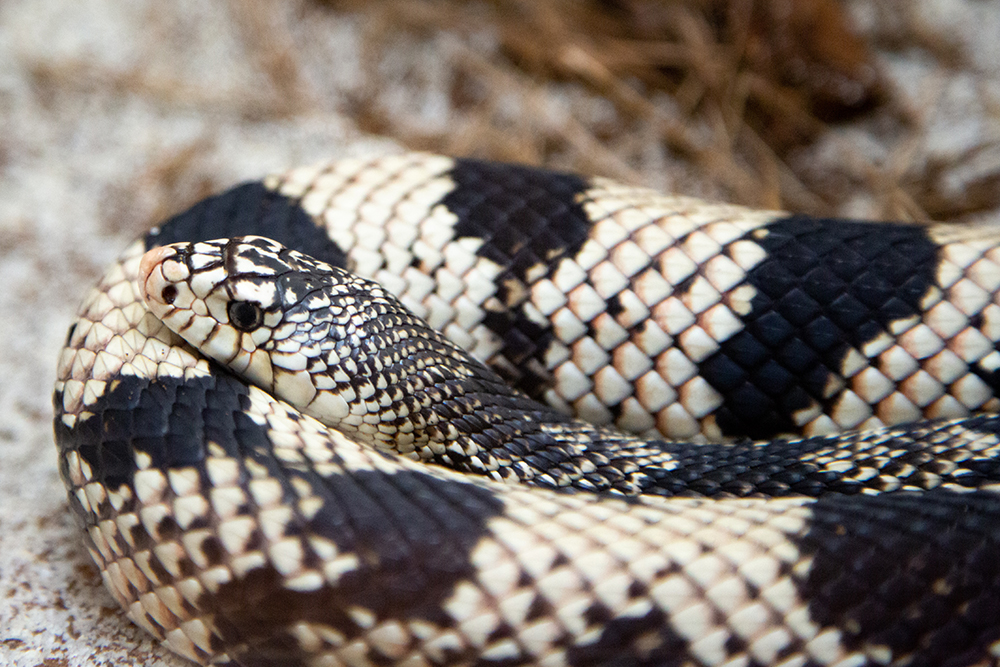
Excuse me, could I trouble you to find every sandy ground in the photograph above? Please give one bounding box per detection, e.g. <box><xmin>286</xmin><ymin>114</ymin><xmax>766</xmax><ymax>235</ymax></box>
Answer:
<box><xmin>0</xmin><ymin>1</ymin><xmax>998</xmax><ymax>665</ymax></box>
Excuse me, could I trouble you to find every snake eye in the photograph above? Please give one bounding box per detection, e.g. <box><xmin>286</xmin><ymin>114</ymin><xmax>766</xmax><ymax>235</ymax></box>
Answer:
<box><xmin>228</xmin><ymin>300</ymin><xmax>264</xmax><ymax>332</ymax></box>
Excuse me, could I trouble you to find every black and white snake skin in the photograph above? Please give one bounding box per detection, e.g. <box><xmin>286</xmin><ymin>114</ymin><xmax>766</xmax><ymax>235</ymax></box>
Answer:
<box><xmin>53</xmin><ymin>152</ymin><xmax>1000</xmax><ymax>666</ymax></box>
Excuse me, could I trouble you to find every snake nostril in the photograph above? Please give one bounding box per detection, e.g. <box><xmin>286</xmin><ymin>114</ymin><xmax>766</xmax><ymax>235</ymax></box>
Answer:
<box><xmin>162</xmin><ymin>285</ymin><xmax>178</xmax><ymax>304</ymax></box>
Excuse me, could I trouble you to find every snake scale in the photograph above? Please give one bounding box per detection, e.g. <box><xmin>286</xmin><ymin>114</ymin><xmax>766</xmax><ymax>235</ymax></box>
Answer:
<box><xmin>53</xmin><ymin>152</ymin><xmax>1000</xmax><ymax>666</ymax></box>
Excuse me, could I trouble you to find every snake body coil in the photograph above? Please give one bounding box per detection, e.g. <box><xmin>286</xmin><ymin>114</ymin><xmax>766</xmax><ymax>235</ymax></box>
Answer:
<box><xmin>54</xmin><ymin>153</ymin><xmax>1000</xmax><ymax>665</ymax></box>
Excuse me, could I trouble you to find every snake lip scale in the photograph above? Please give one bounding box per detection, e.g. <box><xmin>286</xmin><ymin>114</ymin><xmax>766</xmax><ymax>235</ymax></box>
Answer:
<box><xmin>54</xmin><ymin>152</ymin><xmax>1000</xmax><ymax>666</ymax></box>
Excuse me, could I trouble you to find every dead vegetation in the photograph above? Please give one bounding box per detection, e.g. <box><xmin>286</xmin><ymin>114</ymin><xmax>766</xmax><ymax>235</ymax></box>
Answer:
<box><xmin>28</xmin><ymin>0</ymin><xmax>1000</xmax><ymax>225</ymax></box>
<box><xmin>313</xmin><ymin>0</ymin><xmax>1000</xmax><ymax>220</ymax></box>
<box><xmin>330</xmin><ymin>0</ymin><xmax>884</xmax><ymax>205</ymax></box>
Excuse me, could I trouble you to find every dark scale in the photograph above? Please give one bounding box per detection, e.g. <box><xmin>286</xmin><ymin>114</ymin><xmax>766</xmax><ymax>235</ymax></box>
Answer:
<box><xmin>146</xmin><ymin>182</ymin><xmax>349</xmax><ymax>269</ymax></box>
<box><xmin>797</xmin><ymin>490</ymin><xmax>1000</xmax><ymax>666</ymax></box>
<box><xmin>443</xmin><ymin>158</ymin><xmax>593</xmax><ymax>398</ymax></box>
<box><xmin>212</xmin><ymin>469</ymin><xmax>509</xmax><ymax>667</ymax></box>
<box><xmin>53</xmin><ymin>369</ymin><xmax>298</xmax><ymax>525</ymax></box>
<box><xmin>700</xmin><ymin>215</ymin><xmax>940</xmax><ymax>439</ymax></box>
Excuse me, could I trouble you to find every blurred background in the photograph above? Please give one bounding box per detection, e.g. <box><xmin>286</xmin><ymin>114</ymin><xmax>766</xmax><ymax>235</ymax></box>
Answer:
<box><xmin>1</xmin><ymin>1</ymin><xmax>998</xmax><ymax>664</ymax></box>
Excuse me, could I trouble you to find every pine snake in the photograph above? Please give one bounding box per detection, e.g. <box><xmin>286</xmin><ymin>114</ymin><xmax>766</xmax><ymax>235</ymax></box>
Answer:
<box><xmin>53</xmin><ymin>152</ymin><xmax>1000</xmax><ymax>666</ymax></box>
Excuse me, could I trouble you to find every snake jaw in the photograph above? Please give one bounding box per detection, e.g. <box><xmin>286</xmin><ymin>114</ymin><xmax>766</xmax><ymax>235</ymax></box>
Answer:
<box><xmin>139</xmin><ymin>241</ymin><xmax>279</xmax><ymax>391</ymax></box>
<box><xmin>139</xmin><ymin>238</ymin><xmax>370</xmax><ymax>429</ymax></box>
<box><xmin>138</xmin><ymin>245</ymin><xmax>208</xmax><ymax>340</ymax></box>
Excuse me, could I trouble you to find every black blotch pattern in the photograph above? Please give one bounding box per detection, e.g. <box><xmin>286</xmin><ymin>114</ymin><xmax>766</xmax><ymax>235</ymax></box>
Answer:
<box><xmin>54</xmin><ymin>370</ymin><xmax>253</xmax><ymax>522</ymax></box>
<box><xmin>444</xmin><ymin>159</ymin><xmax>592</xmax><ymax>398</ymax></box>
<box><xmin>797</xmin><ymin>490</ymin><xmax>1000</xmax><ymax>666</ymax></box>
<box><xmin>53</xmin><ymin>369</ymin><xmax>1000</xmax><ymax>664</ymax></box>
<box><xmin>211</xmin><ymin>469</ymin><xmax>508</xmax><ymax>667</ymax></box>
<box><xmin>700</xmin><ymin>215</ymin><xmax>939</xmax><ymax>439</ymax></box>
<box><xmin>53</xmin><ymin>364</ymin><xmax>283</xmax><ymax>641</ymax></box>
<box><xmin>54</xmin><ymin>367</ymin><xmax>283</xmax><ymax>543</ymax></box>
<box><xmin>145</xmin><ymin>182</ymin><xmax>348</xmax><ymax>269</ymax></box>
<box><xmin>565</xmin><ymin>574</ymin><xmax>694</xmax><ymax>667</ymax></box>
<box><xmin>55</xmin><ymin>366</ymin><xmax>524</xmax><ymax>665</ymax></box>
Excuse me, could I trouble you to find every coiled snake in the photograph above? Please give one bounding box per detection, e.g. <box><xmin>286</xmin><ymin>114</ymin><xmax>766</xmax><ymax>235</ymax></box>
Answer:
<box><xmin>53</xmin><ymin>153</ymin><xmax>1000</xmax><ymax>666</ymax></box>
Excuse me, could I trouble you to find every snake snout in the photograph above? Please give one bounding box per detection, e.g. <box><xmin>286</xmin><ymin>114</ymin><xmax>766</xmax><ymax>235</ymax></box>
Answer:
<box><xmin>138</xmin><ymin>245</ymin><xmax>179</xmax><ymax>304</ymax></box>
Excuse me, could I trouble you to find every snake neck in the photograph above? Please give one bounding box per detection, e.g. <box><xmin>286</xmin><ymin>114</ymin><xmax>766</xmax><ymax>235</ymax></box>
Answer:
<box><xmin>336</xmin><ymin>313</ymin><xmax>1000</xmax><ymax>499</ymax></box>
<box><xmin>314</xmin><ymin>305</ymin><xmax>669</xmax><ymax>493</ymax></box>
<box><xmin>306</xmin><ymin>306</ymin><xmax>1000</xmax><ymax>500</ymax></box>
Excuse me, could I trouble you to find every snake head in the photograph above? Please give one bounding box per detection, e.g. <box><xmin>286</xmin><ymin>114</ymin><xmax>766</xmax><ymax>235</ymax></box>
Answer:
<box><xmin>138</xmin><ymin>235</ymin><xmax>400</xmax><ymax>427</ymax></box>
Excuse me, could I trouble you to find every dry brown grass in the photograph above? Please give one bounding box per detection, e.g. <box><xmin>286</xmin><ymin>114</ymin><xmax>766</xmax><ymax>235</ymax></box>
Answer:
<box><xmin>321</xmin><ymin>0</ymin><xmax>886</xmax><ymax>210</ymax></box>
<box><xmin>310</xmin><ymin>0</ymin><xmax>1000</xmax><ymax>220</ymax></box>
<box><xmin>26</xmin><ymin>0</ymin><xmax>999</xmax><ymax>224</ymax></box>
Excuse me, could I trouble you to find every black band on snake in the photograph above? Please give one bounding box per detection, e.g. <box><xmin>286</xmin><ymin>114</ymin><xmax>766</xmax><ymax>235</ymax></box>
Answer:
<box><xmin>53</xmin><ymin>152</ymin><xmax>1000</xmax><ymax>666</ymax></box>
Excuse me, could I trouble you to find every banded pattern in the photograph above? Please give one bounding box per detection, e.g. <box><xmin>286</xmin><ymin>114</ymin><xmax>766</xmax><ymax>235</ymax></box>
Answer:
<box><xmin>261</xmin><ymin>154</ymin><xmax>1000</xmax><ymax>441</ymax></box>
<box><xmin>53</xmin><ymin>153</ymin><xmax>1000</xmax><ymax>666</ymax></box>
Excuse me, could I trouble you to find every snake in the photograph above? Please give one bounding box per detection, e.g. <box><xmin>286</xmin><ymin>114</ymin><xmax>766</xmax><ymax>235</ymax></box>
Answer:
<box><xmin>53</xmin><ymin>152</ymin><xmax>1000</xmax><ymax>666</ymax></box>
